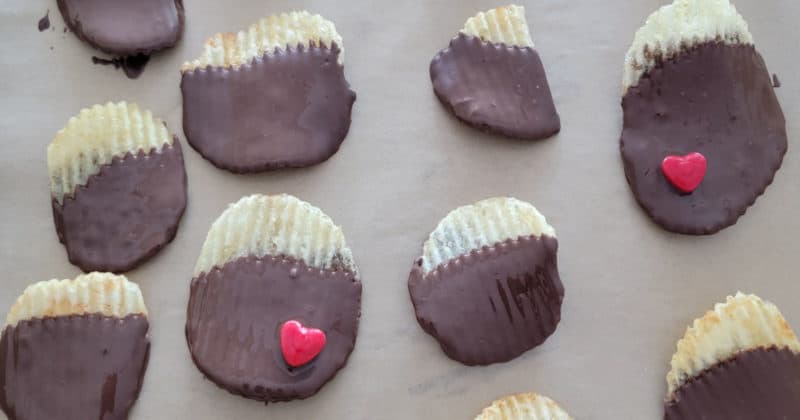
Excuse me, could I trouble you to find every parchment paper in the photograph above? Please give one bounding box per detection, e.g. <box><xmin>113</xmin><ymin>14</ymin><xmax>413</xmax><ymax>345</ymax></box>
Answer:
<box><xmin>1</xmin><ymin>1</ymin><xmax>799</xmax><ymax>418</ymax></box>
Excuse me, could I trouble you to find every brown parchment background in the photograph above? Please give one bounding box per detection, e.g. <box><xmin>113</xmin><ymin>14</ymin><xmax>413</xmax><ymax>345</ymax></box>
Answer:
<box><xmin>1</xmin><ymin>1</ymin><xmax>799</xmax><ymax>418</ymax></box>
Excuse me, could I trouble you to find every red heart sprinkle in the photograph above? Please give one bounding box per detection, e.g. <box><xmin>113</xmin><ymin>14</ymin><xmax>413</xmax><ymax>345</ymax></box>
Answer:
<box><xmin>280</xmin><ymin>320</ymin><xmax>326</xmax><ymax>367</ymax></box>
<box><xmin>661</xmin><ymin>152</ymin><xmax>708</xmax><ymax>193</ymax></box>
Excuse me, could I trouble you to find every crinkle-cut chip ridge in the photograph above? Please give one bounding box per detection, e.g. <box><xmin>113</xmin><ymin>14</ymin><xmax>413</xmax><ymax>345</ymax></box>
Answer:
<box><xmin>5</xmin><ymin>272</ymin><xmax>147</xmax><ymax>327</ymax></box>
<box><xmin>421</xmin><ymin>197</ymin><xmax>555</xmax><ymax>275</ymax></box>
<box><xmin>181</xmin><ymin>10</ymin><xmax>343</xmax><ymax>72</ymax></box>
<box><xmin>475</xmin><ymin>393</ymin><xmax>573</xmax><ymax>420</ymax></box>
<box><xmin>461</xmin><ymin>5</ymin><xmax>534</xmax><ymax>48</ymax></box>
<box><xmin>194</xmin><ymin>194</ymin><xmax>356</xmax><ymax>276</ymax></box>
<box><xmin>47</xmin><ymin>101</ymin><xmax>173</xmax><ymax>204</ymax></box>
<box><xmin>667</xmin><ymin>292</ymin><xmax>800</xmax><ymax>398</ymax></box>
<box><xmin>622</xmin><ymin>0</ymin><xmax>753</xmax><ymax>92</ymax></box>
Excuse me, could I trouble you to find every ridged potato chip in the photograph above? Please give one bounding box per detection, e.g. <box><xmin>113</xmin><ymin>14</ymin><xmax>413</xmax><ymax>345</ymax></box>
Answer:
<box><xmin>6</xmin><ymin>272</ymin><xmax>147</xmax><ymax>327</ymax></box>
<box><xmin>462</xmin><ymin>5</ymin><xmax>534</xmax><ymax>48</ymax></box>
<box><xmin>475</xmin><ymin>393</ymin><xmax>573</xmax><ymax>420</ymax></box>
<box><xmin>194</xmin><ymin>194</ymin><xmax>355</xmax><ymax>276</ymax></box>
<box><xmin>181</xmin><ymin>10</ymin><xmax>343</xmax><ymax>72</ymax></box>
<box><xmin>48</xmin><ymin>101</ymin><xmax>174</xmax><ymax>203</ymax></box>
<box><xmin>421</xmin><ymin>197</ymin><xmax>555</xmax><ymax>274</ymax></box>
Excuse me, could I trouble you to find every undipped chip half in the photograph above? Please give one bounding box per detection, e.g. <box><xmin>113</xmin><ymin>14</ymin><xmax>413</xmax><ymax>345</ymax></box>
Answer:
<box><xmin>475</xmin><ymin>393</ymin><xmax>573</xmax><ymax>420</ymax></box>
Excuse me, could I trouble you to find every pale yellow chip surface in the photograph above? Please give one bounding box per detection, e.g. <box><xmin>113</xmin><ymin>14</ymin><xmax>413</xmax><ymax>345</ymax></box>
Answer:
<box><xmin>5</xmin><ymin>272</ymin><xmax>147</xmax><ymax>327</ymax></box>
<box><xmin>666</xmin><ymin>292</ymin><xmax>800</xmax><ymax>398</ymax></box>
<box><xmin>194</xmin><ymin>194</ymin><xmax>356</xmax><ymax>277</ymax></box>
<box><xmin>47</xmin><ymin>101</ymin><xmax>174</xmax><ymax>204</ymax></box>
<box><xmin>181</xmin><ymin>10</ymin><xmax>343</xmax><ymax>72</ymax></box>
<box><xmin>421</xmin><ymin>197</ymin><xmax>555</xmax><ymax>274</ymax></box>
<box><xmin>461</xmin><ymin>5</ymin><xmax>534</xmax><ymax>48</ymax></box>
<box><xmin>475</xmin><ymin>393</ymin><xmax>573</xmax><ymax>420</ymax></box>
<box><xmin>623</xmin><ymin>0</ymin><xmax>753</xmax><ymax>92</ymax></box>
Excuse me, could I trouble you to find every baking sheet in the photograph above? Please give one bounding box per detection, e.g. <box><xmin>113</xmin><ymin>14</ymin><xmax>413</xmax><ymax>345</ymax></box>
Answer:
<box><xmin>1</xmin><ymin>0</ymin><xmax>799</xmax><ymax>418</ymax></box>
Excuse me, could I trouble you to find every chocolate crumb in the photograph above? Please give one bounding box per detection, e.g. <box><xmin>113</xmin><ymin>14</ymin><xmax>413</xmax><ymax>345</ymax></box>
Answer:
<box><xmin>773</xmin><ymin>73</ymin><xmax>781</xmax><ymax>88</ymax></box>
<box><xmin>91</xmin><ymin>55</ymin><xmax>151</xmax><ymax>79</ymax></box>
<box><xmin>38</xmin><ymin>10</ymin><xmax>50</xmax><ymax>32</ymax></box>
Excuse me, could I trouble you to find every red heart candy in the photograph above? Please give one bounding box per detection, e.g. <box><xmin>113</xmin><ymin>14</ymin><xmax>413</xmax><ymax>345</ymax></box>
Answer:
<box><xmin>661</xmin><ymin>152</ymin><xmax>707</xmax><ymax>193</ymax></box>
<box><xmin>280</xmin><ymin>320</ymin><xmax>326</xmax><ymax>367</ymax></box>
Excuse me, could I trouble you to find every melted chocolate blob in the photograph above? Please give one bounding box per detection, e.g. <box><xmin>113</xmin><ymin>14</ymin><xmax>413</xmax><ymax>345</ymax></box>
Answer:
<box><xmin>181</xmin><ymin>44</ymin><xmax>356</xmax><ymax>173</ymax></box>
<box><xmin>430</xmin><ymin>33</ymin><xmax>560</xmax><ymax>140</ymax></box>
<box><xmin>38</xmin><ymin>11</ymin><xmax>50</xmax><ymax>32</ymax></box>
<box><xmin>52</xmin><ymin>142</ymin><xmax>187</xmax><ymax>273</ymax></box>
<box><xmin>665</xmin><ymin>347</ymin><xmax>800</xmax><ymax>420</ymax></box>
<box><xmin>0</xmin><ymin>314</ymin><xmax>150</xmax><ymax>420</ymax></box>
<box><xmin>186</xmin><ymin>255</ymin><xmax>362</xmax><ymax>402</ymax></box>
<box><xmin>621</xmin><ymin>42</ymin><xmax>787</xmax><ymax>235</ymax></box>
<box><xmin>92</xmin><ymin>54</ymin><xmax>151</xmax><ymax>79</ymax></box>
<box><xmin>57</xmin><ymin>0</ymin><xmax>184</xmax><ymax>56</ymax></box>
<box><xmin>408</xmin><ymin>235</ymin><xmax>564</xmax><ymax>366</ymax></box>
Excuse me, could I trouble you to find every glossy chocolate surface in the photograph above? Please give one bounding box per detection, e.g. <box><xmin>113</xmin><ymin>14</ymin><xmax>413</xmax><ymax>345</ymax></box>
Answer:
<box><xmin>186</xmin><ymin>255</ymin><xmax>361</xmax><ymax>402</ymax></box>
<box><xmin>430</xmin><ymin>34</ymin><xmax>560</xmax><ymax>140</ymax></box>
<box><xmin>0</xmin><ymin>314</ymin><xmax>150</xmax><ymax>420</ymax></box>
<box><xmin>181</xmin><ymin>44</ymin><xmax>356</xmax><ymax>173</ymax></box>
<box><xmin>52</xmin><ymin>142</ymin><xmax>187</xmax><ymax>273</ymax></box>
<box><xmin>621</xmin><ymin>42</ymin><xmax>786</xmax><ymax>235</ymax></box>
<box><xmin>408</xmin><ymin>235</ymin><xmax>563</xmax><ymax>365</ymax></box>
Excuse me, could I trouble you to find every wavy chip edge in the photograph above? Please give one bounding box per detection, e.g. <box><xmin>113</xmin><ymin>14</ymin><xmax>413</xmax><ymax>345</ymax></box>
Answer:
<box><xmin>6</xmin><ymin>272</ymin><xmax>147</xmax><ymax>327</ymax></box>
<box><xmin>181</xmin><ymin>10</ymin><xmax>344</xmax><ymax>72</ymax></box>
<box><xmin>194</xmin><ymin>194</ymin><xmax>356</xmax><ymax>276</ymax></box>
<box><xmin>421</xmin><ymin>197</ymin><xmax>555</xmax><ymax>275</ymax></box>
<box><xmin>475</xmin><ymin>392</ymin><xmax>573</xmax><ymax>420</ymax></box>
<box><xmin>461</xmin><ymin>5</ymin><xmax>534</xmax><ymax>48</ymax></box>
<box><xmin>47</xmin><ymin>101</ymin><xmax>174</xmax><ymax>204</ymax></box>
<box><xmin>666</xmin><ymin>292</ymin><xmax>800</xmax><ymax>398</ymax></box>
<box><xmin>622</xmin><ymin>0</ymin><xmax>752</xmax><ymax>93</ymax></box>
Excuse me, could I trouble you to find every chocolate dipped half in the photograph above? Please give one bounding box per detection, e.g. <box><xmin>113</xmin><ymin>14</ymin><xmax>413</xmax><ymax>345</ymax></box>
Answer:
<box><xmin>663</xmin><ymin>293</ymin><xmax>800</xmax><ymax>419</ymax></box>
<box><xmin>0</xmin><ymin>273</ymin><xmax>150</xmax><ymax>420</ymax></box>
<box><xmin>186</xmin><ymin>194</ymin><xmax>362</xmax><ymax>402</ymax></box>
<box><xmin>57</xmin><ymin>0</ymin><xmax>184</xmax><ymax>57</ymax></box>
<box><xmin>430</xmin><ymin>5</ymin><xmax>560</xmax><ymax>140</ymax></box>
<box><xmin>180</xmin><ymin>11</ymin><xmax>356</xmax><ymax>173</ymax></box>
<box><xmin>408</xmin><ymin>197</ymin><xmax>564</xmax><ymax>366</ymax></box>
<box><xmin>620</xmin><ymin>0</ymin><xmax>787</xmax><ymax>235</ymax></box>
<box><xmin>48</xmin><ymin>102</ymin><xmax>188</xmax><ymax>273</ymax></box>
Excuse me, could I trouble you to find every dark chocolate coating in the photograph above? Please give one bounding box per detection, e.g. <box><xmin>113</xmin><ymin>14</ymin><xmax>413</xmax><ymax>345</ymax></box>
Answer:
<box><xmin>665</xmin><ymin>347</ymin><xmax>800</xmax><ymax>420</ymax></box>
<box><xmin>621</xmin><ymin>42</ymin><xmax>787</xmax><ymax>235</ymax></box>
<box><xmin>57</xmin><ymin>0</ymin><xmax>184</xmax><ymax>56</ymax></box>
<box><xmin>186</xmin><ymin>255</ymin><xmax>362</xmax><ymax>402</ymax></box>
<box><xmin>408</xmin><ymin>235</ymin><xmax>564</xmax><ymax>366</ymax></box>
<box><xmin>430</xmin><ymin>33</ymin><xmax>560</xmax><ymax>140</ymax></box>
<box><xmin>52</xmin><ymin>142</ymin><xmax>187</xmax><ymax>273</ymax></box>
<box><xmin>0</xmin><ymin>314</ymin><xmax>150</xmax><ymax>420</ymax></box>
<box><xmin>181</xmin><ymin>44</ymin><xmax>356</xmax><ymax>173</ymax></box>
